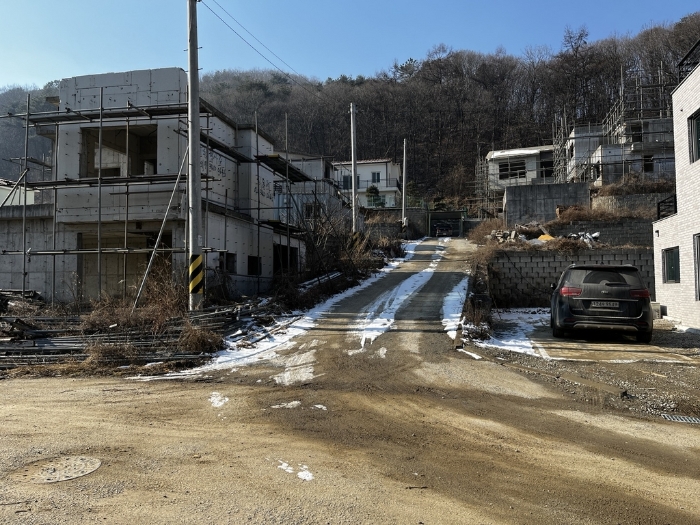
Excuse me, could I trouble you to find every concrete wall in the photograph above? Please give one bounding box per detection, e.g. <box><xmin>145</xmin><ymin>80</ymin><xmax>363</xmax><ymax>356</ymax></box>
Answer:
<box><xmin>488</xmin><ymin>248</ymin><xmax>655</xmax><ymax>307</ymax></box>
<box><xmin>653</xmin><ymin>64</ymin><xmax>700</xmax><ymax>329</ymax></box>
<box><xmin>592</xmin><ymin>193</ymin><xmax>674</xmax><ymax>215</ymax></box>
<box><xmin>504</xmin><ymin>182</ymin><xmax>589</xmax><ymax>227</ymax></box>
<box><xmin>365</xmin><ymin>208</ymin><xmax>428</xmax><ymax>240</ymax></box>
<box><xmin>549</xmin><ymin>218</ymin><xmax>653</xmax><ymax>247</ymax></box>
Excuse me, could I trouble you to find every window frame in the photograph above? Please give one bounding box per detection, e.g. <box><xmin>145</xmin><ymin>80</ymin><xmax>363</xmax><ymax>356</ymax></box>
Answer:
<box><xmin>695</xmin><ymin>234</ymin><xmax>700</xmax><ymax>300</ymax></box>
<box><xmin>688</xmin><ymin>109</ymin><xmax>700</xmax><ymax>164</ymax></box>
<box><xmin>662</xmin><ymin>246</ymin><xmax>681</xmax><ymax>284</ymax></box>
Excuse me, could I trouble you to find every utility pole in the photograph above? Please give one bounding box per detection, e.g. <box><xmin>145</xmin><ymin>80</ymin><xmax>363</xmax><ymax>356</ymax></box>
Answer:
<box><xmin>187</xmin><ymin>0</ymin><xmax>203</xmax><ymax>310</ymax></box>
<box><xmin>350</xmin><ymin>102</ymin><xmax>358</xmax><ymax>233</ymax></box>
<box><xmin>402</xmin><ymin>138</ymin><xmax>407</xmax><ymax>236</ymax></box>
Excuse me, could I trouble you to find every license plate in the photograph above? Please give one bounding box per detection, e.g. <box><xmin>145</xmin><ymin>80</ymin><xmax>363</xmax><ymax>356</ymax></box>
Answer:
<box><xmin>591</xmin><ymin>301</ymin><xmax>619</xmax><ymax>308</ymax></box>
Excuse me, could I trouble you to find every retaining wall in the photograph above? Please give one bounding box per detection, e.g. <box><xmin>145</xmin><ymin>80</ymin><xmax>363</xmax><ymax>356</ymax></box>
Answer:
<box><xmin>504</xmin><ymin>183</ymin><xmax>589</xmax><ymax>227</ymax></box>
<box><xmin>548</xmin><ymin>218</ymin><xmax>653</xmax><ymax>247</ymax></box>
<box><xmin>488</xmin><ymin>247</ymin><xmax>655</xmax><ymax>307</ymax></box>
<box><xmin>592</xmin><ymin>193</ymin><xmax>673</xmax><ymax>215</ymax></box>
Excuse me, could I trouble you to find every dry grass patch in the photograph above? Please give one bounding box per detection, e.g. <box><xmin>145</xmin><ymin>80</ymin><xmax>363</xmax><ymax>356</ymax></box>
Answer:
<box><xmin>467</xmin><ymin>218</ymin><xmax>505</xmax><ymax>244</ymax></box>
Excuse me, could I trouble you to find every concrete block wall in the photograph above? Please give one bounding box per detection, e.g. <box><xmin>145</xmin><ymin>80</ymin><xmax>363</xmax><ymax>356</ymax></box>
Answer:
<box><xmin>548</xmin><ymin>218</ymin><xmax>653</xmax><ymax>247</ymax></box>
<box><xmin>365</xmin><ymin>208</ymin><xmax>428</xmax><ymax>240</ymax></box>
<box><xmin>592</xmin><ymin>193</ymin><xmax>673</xmax><ymax>215</ymax></box>
<box><xmin>488</xmin><ymin>247</ymin><xmax>655</xmax><ymax>307</ymax></box>
<box><xmin>504</xmin><ymin>182</ymin><xmax>589</xmax><ymax>227</ymax></box>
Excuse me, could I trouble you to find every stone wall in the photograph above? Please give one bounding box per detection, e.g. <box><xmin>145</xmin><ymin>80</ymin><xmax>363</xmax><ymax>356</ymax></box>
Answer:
<box><xmin>548</xmin><ymin>218</ymin><xmax>653</xmax><ymax>247</ymax></box>
<box><xmin>364</xmin><ymin>208</ymin><xmax>428</xmax><ymax>240</ymax></box>
<box><xmin>504</xmin><ymin>182</ymin><xmax>589</xmax><ymax>227</ymax></box>
<box><xmin>592</xmin><ymin>193</ymin><xmax>673</xmax><ymax>215</ymax></box>
<box><xmin>487</xmin><ymin>247</ymin><xmax>655</xmax><ymax>307</ymax></box>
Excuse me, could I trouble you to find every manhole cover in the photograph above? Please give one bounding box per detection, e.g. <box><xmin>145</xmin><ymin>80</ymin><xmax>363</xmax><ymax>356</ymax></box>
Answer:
<box><xmin>10</xmin><ymin>456</ymin><xmax>101</xmax><ymax>484</ymax></box>
<box><xmin>662</xmin><ymin>414</ymin><xmax>700</xmax><ymax>424</ymax></box>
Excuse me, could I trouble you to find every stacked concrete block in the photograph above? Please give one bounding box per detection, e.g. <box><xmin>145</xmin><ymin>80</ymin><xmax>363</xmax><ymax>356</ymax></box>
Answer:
<box><xmin>487</xmin><ymin>248</ymin><xmax>655</xmax><ymax>307</ymax></box>
<box><xmin>548</xmin><ymin>218</ymin><xmax>653</xmax><ymax>247</ymax></box>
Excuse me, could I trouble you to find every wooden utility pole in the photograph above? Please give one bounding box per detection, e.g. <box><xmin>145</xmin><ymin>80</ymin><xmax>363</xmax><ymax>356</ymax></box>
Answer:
<box><xmin>187</xmin><ymin>0</ymin><xmax>203</xmax><ymax>310</ymax></box>
<box><xmin>350</xmin><ymin>102</ymin><xmax>358</xmax><ymax>233</ymax></box>
<box><xmin>402</xmin><ymin>138</ymin><xmax>407</xmax><ymax>234</ymax></box>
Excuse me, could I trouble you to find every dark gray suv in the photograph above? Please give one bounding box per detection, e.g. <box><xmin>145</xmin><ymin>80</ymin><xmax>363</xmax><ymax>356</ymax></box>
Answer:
<box><xmin>550</xmin><ymin>264</ymin><xmax>653</xmax><ymax>343</ymax></box>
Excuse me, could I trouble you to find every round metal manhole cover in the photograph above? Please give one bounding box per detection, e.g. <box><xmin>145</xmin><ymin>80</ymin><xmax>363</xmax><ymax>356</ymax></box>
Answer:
<box><xmin>10</xmin><ymin>456</ymin><xmax>101</xmax><ymax>484</ymax></box>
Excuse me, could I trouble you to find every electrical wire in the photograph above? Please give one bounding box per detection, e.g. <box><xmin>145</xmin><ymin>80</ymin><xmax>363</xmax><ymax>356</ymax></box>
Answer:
<box><xmin>199</xmin><ymin>0</ymin><xmax>332</xmax><ymax>104</ymax></box>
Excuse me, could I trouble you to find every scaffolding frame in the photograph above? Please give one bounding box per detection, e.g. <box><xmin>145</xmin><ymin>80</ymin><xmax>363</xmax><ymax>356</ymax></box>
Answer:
<box><xmin>0</xmin><ymin>96</ymin><xmax>317</xmax><ymax>305</ymax></box>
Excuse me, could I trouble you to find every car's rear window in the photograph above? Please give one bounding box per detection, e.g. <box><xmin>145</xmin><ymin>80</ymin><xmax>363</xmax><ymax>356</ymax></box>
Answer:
<box><xmin>565</xmin><ymin>268</ymin><xmax>643</xmax><ymax>287</ymax></box>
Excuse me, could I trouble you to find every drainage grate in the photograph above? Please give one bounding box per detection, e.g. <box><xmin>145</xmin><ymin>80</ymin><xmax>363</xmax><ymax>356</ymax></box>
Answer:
<box><xmin>662</xmin><ymin>414</ymin><xmax>700</xmax><ymax>424</ymax></box>
<box><xmin>10</xmin><ymin>456</ymin><xmax>101</xmax><ymax>484</ymax></box>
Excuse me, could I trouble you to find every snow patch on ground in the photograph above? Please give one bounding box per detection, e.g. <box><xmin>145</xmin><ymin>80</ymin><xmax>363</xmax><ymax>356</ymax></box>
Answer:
<box><xmin>458</xmin><ymin>349</ymin><xmax>482</xmax><ymax>360</ymax></box>
<box><xmin>277</xmin><ymin>460</ymin><xmax>314</xmax><ymax>481</ymax></box>
<box><xmin>442</xmin><ymin>276</ymin><xmax>470</xmax><ymax>340</ymax></box>
<box><xmin>351</xmin><ymin>241</ymin><xmax>448</xmax><ymax>347</ymax></box>
<box><xmin>209</xmin><ymin>392</ymin><xmax>229</xmax><ymax>407</ymax></box>
<box><xmin>271</xmin><ymin>401</ymin><xmax>301</xmax><ymax>409</ymax></box>
<box><xmin>272</xmin><ymin>349</ymin><xmax>317</xmax><ymax>385</ymax></box>
<box><xmin>474</xmin><ymin>308</ymin><xmax>549</xmax><ymax>356</ymax></box>
<box><xmin>131</xmin><ymin>240</ymin><xmax>427</xmax><ymax>383</ymax></box>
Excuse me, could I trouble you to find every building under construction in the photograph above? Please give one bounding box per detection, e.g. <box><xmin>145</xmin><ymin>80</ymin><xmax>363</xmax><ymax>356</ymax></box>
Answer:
<box><xmin>0</xmin><ymin>67</ymin><xmax>344</xmax><ymax>303</ymax></box>
<box><xmin>475</xmin><ymin>69</ymin><xmax>677</xmax><ymax>217</ymax></box>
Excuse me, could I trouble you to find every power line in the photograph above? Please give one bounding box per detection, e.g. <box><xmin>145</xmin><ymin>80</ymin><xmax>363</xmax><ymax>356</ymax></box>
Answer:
<box><xmin>199</xmin><ymin>1</ymin><xmax>331</xmax><ymax>104</ymax></box>
<box><xmin>208</xmin><ymin>0</ymin><xmax>306</xmax><ymax>81</ymax></box>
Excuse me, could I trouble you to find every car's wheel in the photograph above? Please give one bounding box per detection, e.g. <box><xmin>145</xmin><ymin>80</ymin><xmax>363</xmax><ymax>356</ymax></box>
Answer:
<box><xmin>551</xmin><ymin>314</ymin><xmax>565</xmax><ymax>338</ymax></box>
<box><xmin>636</xmin><ymin>331</ymin><xmax>652</xmax><ymax>344</ymax></box>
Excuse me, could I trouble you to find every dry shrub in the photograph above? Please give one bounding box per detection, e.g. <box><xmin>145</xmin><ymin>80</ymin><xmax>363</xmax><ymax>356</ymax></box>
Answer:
<box><xmin>374</xmin><ymin>236</ymin><xmax>405</xmax><ymax>258</ymax></box>
<box><xmin>596</xmin><ymin>175</ymin><xmax>674</xmax><ymax>197</ymax></box>
<box><xmin>177</xmin><ymin>323</ymin><xmax>223</xmax><ymax>354</ymax></box>
<box><xmin>83</xmin><ymin>341</ymin><xmax>138</xmax><ymax>366</ymax></box>
<box><xmin>81</xmin><ymin>259</ymin><xmax>186</xmax><ymax>334</ymax></box>
<box><xmin>468</xmin><ymin>218</ymin><xmax>505</xmax><ymax>244</ymax></box>
<box><xmin>547</xmin><ymin>206</ymin><xmax>647</xmax><ymax>224</ymax></box>
<box><xmin>541</xmin><ymin>237</ymin><xmax>589</xmax><ymax>254</ymax></box>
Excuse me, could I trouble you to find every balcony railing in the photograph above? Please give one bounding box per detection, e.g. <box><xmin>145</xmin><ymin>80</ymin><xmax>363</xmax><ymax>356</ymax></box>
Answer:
<box><xmin>657</xmin><ymin>194</ymin><xmax>677</xmax><ymax>220</ymax></box>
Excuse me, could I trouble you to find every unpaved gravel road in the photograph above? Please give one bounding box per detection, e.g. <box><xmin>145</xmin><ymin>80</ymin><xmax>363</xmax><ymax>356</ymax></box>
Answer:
<box><xmin>1</xmin><ymin>238</ymin><xmax>700</xmax><ymax>524</ymax></box>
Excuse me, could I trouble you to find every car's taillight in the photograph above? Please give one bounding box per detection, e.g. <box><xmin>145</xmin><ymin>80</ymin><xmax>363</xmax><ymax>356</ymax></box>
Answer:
<box><xmin>560</xmin><ymin>286</ymin><xmax>582</xmax><ymax>297</ymax></box>
<box><xmin>630</xmin><ymin>289</ymin><xmax>650</xmax><ymax>299</ymax></box>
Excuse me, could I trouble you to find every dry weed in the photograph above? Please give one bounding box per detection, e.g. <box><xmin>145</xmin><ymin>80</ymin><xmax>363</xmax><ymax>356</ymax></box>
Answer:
<box><xmin>83</xmin><ymin>341</ymin><xmax>139</xmax><ymax>366</ymax></box>
<box><xmin>468</xmin><ymin>218</ymin><xmax>505</xmax><ymax>244</ymax></box>
<box><xmin>596</xmin><ymin>175</ymin><xmax>674</xmax><ymax>197</ymax></box>
<box><xmin>177</xmin><ymin>323</ymin><xmax>223</xmax><ymax>354</ymax></box>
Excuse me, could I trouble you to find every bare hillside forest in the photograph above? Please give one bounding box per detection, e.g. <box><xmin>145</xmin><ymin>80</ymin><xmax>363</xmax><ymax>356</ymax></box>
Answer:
<box><xmin>2</xmin><ymin>14</ymin><xmax>700</xmax><ymax>204</ymax></box>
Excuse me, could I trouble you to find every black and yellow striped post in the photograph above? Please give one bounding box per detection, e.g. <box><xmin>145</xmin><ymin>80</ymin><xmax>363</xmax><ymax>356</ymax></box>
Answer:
<box><xmin>189</xmin><ymin>253</ymin><xmax>204</xmax><ymax>296</ymax></box>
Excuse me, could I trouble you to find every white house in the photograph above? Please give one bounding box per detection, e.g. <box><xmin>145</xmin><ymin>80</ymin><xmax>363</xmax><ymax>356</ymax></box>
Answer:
<box><xmin>333</xmin><ymin>158</ymin><xmax>402</xmax><ymax>208</ymax></box>
<box><xmin>486</xmin><ymin>145</ymin><xmax>555</xmax><ymax>193</ymax></box>
<box><xmin>652</xmin><ymin>42</ymin><xmax>700</xmax><ymax>328</ymax></box>
<box><xmin>0</xmin><ymin>68</ymin><xmax>307</xmax><ymax>301</ymax></box>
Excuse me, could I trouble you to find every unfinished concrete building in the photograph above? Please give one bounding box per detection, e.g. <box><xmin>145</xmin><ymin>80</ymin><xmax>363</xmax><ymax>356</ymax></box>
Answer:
<box><xmin>0</xmin><ymin>68</ymin><xmax>320</xmax><ymax>303</ymax></box>
<box><xmin>475</xmin><ymin>70</ymin><xmax>676</xmax><ymax>219</ymax></box>
<box><xmin>553</xmin><ymin>70</ymin><xmax>676</xmax><ymax>184</ymax></box>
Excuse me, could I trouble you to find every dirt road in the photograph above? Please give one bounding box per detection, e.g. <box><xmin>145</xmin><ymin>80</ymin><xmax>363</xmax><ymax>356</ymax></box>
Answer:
<box><xmin>2</xmin><ymin>238</ymin><xmax>700</xmax><ymax>524</ymax></box>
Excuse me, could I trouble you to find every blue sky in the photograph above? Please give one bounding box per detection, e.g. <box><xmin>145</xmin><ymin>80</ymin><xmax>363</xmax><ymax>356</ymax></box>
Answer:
<box><xmin>0</xmin><ymin>0</ymin><xmax>696</xmax><ymax>88</ymax></box>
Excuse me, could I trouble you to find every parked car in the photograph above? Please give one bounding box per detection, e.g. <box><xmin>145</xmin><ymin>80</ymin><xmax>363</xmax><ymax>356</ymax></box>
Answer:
<box><xmin>550</xmin><ymin>264</ymin><xmax>653</xmax><ymax>343</ymax></box>
<box><xmin>434</xmin><ymin>223</ymin><xmax>453</xmax><ymax>237</ymax></box>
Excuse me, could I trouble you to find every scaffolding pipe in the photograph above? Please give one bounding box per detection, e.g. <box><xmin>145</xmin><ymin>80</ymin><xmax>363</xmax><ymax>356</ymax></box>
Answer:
<box><xmin>132</xmin><ymin>146</ymin><xmax>189</xmax><ymax>314</ymax></box>
<box><xmin>52</xmin><ymin>123</ymin><xmax>58</xmax><ymax>305</ymax></box>
<box><xmin>0</xmin><ymin>168</ymin><xmax>29</xmax><ymax>207</ymax></box>
<box><xmin>97</xmin><ymin>87</ymin><xmax>103</xmax><ymax>299</ymax></box>
<box><xmin>256</xmin><ymin>111</ymin><xmax>261</xmax><ymax>295</ymax></box>
<box><xmin>123</xmin><ymin>115</ymin><xmax>130</xmax><ymax>298</ymax></box>
<box><xmin>285</xmin><ymin>113</ymin><xmax>291</xmax><ymax>272</ymax></box>
<box><xmin>21</xmin><ymin>94</ymin><xmax>30</xmax><ymax>298</ymax></box>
